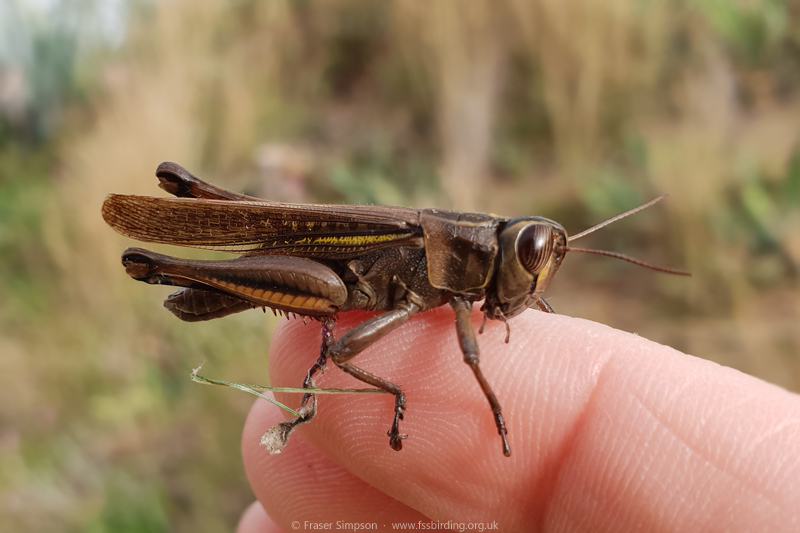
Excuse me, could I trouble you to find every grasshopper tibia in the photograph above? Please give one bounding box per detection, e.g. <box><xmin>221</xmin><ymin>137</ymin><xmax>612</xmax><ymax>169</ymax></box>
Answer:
<box><xmin>451</xmin><ymin>296</ymin><xmax>511</xmax><ymax>457</ymax></box>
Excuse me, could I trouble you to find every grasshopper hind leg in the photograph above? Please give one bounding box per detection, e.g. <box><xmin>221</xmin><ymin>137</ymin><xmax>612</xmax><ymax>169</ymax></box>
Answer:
<box><xmin>299</xmin><ymin>317</ymin><xmax>336</xmax><ymax>411</ymax></box>
<box><xmin>260</xmin><ymin>317</ymin><xmax>336</xmax><ymax>453</ymax></box>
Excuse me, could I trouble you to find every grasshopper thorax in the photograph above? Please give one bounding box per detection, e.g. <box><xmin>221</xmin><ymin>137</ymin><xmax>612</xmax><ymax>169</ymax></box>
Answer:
<box><xmin>484</xmin><ymin>217</ymin><xmax>567</xmax><ymax>320</ymax></box>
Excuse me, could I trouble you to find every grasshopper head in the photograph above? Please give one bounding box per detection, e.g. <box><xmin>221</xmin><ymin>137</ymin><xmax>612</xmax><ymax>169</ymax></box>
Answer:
<box><xmin>484</xmin><ymin>217</ymin><xmax>567</xmax><ymax>320</ymax></box>
<box><xmin>483</xmin><ymin>195</ymin><xmax>690</xmax><ymax>322</ymax></box>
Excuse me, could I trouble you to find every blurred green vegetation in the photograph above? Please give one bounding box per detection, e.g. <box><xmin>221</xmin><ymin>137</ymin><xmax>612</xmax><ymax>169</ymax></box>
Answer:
<box><xmin>1</xmin><ymin>0</ymin><xmax>800</xmax><ymax>530</ymax></box>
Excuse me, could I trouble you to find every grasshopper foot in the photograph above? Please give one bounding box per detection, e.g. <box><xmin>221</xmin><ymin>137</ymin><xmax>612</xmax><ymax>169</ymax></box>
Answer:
<box><xmin>260</xmin><ymin>400</ymin><xmax>316</xmax><ymax>454</ymax></box>
<box><xmin>492</xmin><ymin>410</ymin><xmax>511</xmax><ymax>457</ymax></box>
<box><xmin>387</xmin><ymin>395</ymin><xmax>407</xmax><ymax>451</ymax></box>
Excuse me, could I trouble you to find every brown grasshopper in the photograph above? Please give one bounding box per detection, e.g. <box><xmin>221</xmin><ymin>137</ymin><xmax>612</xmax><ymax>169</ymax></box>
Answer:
<box><xmin>102</xmin><ymin>162</ymin><xmax>688</xmax><ymax>457</ymax></box>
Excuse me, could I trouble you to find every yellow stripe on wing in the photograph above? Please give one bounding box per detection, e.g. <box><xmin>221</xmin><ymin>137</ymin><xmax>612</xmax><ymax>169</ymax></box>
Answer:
<box><xmin>292</xmin><ymin>232</ymin><xmax>412</xmax><ymax>247</ymax></box>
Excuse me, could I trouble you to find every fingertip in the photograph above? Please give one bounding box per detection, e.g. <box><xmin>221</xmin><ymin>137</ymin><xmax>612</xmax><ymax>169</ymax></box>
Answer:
<box><xmin>541</xmin><ymin>316</ymin><xmax>800</xmax><ymax>531</ymax></box>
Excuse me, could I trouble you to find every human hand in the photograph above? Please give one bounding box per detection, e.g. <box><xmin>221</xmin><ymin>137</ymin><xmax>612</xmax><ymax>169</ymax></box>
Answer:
<box><xmin>238</xmin><ymin>307</ymin><xmax>800</xmax><ymax>532</ymax></box>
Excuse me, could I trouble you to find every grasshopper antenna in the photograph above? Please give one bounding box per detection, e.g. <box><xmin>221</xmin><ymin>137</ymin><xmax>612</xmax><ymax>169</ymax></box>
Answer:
<box><xmin>568</xmin><ymin>194</ymin><xmax>669</xmax><ymax>242</ymax></box>
<box><xmin>565</xmin><ymin>247</ymin><xmax>690</xmax><ymax>275</ymax></box>
<box><xmin>566</xmin><ymin>194</ymin><xmax>690</xmax><ymax>276</ymax></box>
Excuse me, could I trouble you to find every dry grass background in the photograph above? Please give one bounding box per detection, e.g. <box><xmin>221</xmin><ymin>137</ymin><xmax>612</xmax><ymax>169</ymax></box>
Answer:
<box><xmin>1</xmin><ymin>0</ymin><xmax>799</xmax><ymax>530</ymax></box>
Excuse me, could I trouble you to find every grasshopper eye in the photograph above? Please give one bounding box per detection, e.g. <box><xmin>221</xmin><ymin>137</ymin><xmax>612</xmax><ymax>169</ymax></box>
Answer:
<box><xmin>517</xmin><ymin>223</ymin><xmax>554</xmax><ymax>274</ymax></box>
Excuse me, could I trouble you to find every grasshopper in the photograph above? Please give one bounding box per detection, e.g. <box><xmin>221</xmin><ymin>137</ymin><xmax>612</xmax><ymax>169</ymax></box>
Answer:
<box><xmin>102</xmin><ymin>162</ymin><xmax>687</xmax><ymax>456</ymax></box>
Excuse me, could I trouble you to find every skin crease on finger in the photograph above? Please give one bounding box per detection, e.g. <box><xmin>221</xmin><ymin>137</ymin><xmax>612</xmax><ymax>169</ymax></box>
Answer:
<box><xmin>241</xmin><ymin>306</ymin><xmax>800</xmax><ymax>532</ymax></box>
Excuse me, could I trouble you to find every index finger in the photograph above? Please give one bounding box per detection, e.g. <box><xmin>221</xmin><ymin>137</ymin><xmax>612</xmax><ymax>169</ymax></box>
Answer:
<box><xmin>245</xmin><ymin>307</ymin><xmax>800</xmax><ymax>530</ymax></box>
